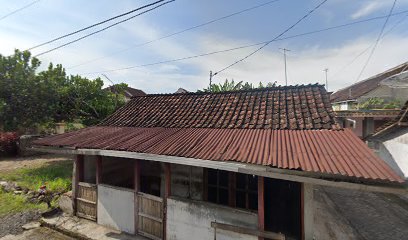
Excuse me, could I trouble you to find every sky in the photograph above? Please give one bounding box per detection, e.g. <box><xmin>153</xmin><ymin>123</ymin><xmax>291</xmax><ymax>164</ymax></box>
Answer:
<box><xmin>1</xmin><ymin>0</ymin><xmax>408</xmax><ymax>94</ymax></box>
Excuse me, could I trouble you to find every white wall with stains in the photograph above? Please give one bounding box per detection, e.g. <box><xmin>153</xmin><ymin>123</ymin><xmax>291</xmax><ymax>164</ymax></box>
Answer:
<box><xmin>166</xmin><ymin>197</ymin><xmax>258</xmax><ymax>240</ymax></box>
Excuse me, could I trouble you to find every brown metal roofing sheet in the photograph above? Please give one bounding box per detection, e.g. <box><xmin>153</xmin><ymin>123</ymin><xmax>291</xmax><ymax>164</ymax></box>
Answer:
<box><xmin>34</xmin><ymin>127</ymin><xmax>403</xmax><ymax>183</ymax></box>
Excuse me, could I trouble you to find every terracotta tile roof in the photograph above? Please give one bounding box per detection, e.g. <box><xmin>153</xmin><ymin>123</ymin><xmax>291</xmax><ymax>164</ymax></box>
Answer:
<box><xmin>330</xmin><ymin>62</ymin><xmax>408</xmax><ymax>103</ymax></box>
<box><xmin>34</xmin><ymin>126</ymin><xmax>403</xmax><ymax>183</ymax></box>
<box><xmin>101</xmin><ymin>84</ymin><xmax>340</xmax><ymax>130</ymax></box>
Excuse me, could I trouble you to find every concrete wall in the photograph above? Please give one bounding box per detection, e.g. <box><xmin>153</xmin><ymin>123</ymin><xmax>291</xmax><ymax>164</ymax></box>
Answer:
<box><xmin>303</xmin><ymin>183</ymin><xmax>314</xmax><ymax>240</ymax></box>
<box><xmin>171</xmin><ymin>164</ymin><xmax>203</xmax><ymax>200</ymax></box>
<box><xmin>166</xmin><ymin>197</ymin><xmax>258</xmax><ymax>240</ymax></box>
<box><xmin>97</xmin><ymin>184</ymin><xmax>135</xmax><ymax>234</ymax></box>
<box><xmin>377</xmin><ymin>128</ymin><xmax>408</xmax><ymax>179</ymax></box>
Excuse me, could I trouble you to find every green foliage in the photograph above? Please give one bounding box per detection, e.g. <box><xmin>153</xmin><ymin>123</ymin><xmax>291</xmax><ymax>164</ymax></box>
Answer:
<box><xmin>0</xmin><ymin>50</ymin><xmax>128</xmax><ymax>131</ymax></box>
<box><xmin>359</xmin><ymin>97</ymin><xmax>402</xmax><ymax>110</ymax></box>
<box><xmin>199</xmin><ymin>79</ymin><xmax>277</xmax><ymax>93</ymax></box>
<box><xmin>0</xmin><ymin>189</ymin><xmax>47</xmax><ymax>216</ymax></box>
<box><xmin>0</xmin><ymin>160</ymin><xmax>73</xmax><ymax>193</ymax></box>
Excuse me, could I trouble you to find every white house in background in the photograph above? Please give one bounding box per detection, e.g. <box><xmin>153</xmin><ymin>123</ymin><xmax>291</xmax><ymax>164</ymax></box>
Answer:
<box><xmin>368</xmin><ymin>101</ymin><xmax>408</xmax><ymax>179</ymax></box>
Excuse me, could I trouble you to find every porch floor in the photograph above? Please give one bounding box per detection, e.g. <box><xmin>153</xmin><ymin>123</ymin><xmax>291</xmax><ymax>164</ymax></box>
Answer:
<box><xmin>41</xmin><ymin>213</ymin><xmax>148</xmax><ymax>240</ymax></box>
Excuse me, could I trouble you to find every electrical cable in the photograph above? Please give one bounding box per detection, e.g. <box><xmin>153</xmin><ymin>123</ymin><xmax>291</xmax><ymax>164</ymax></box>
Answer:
<box><xmin>0</xmin><ymin>0</ymin><xmax>40</xmax><ymax>21</ymax></box>
<box><xmin>77</xmin><ymin>9</ymin><xmax>408</xmax><ymax>76</ymax></box>
<box><xmin>355</xmin><ymin>0</ymin><xmax>397</xmax><ymax>82</ymax></box>
<box><xmin>27</xmin><ymin>0</ymin><xmax>166</xmax><ymax>51</ymax></box>
<box><xmin>212</xmin><ymin>0</ymin><xmax>328</xmax><ymax>77</ymax></box>
<box><xmin>67</xmin><ymin>0</ymin><xmax>281</xmax><ymax>69</ymax></box>
<box><xmin>33</xmin><ymin>0</ymin><xmax>175</xmax><ymax>57</ymax></box>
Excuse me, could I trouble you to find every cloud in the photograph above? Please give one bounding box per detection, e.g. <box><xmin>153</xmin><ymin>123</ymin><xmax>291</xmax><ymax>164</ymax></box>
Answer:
<box><xmin>351</xmin><ymin>1</ymin><xmax>387</xmax><ymax>19</ymax></box>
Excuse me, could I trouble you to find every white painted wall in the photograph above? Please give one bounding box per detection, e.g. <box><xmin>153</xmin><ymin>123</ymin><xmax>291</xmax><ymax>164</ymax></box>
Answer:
<box><xmin>377</xmin><ymin>129</ymin><xmax>408</xmax><ymax>179</ymax></box>
<box><xmin>97</xmin><ymin>184</ymin><xmax>135</xmax><ymax>234</ymax></box>
<box><xmin>166</xmin><ymin>197</ymin><xmax>258</xmax><ymax>240</ymax></box>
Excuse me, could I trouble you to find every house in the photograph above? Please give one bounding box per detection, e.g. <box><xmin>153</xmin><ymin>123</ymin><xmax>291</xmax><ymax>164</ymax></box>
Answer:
<box><xmin>174</xmin><ymin>88</ymin><xmax>189</xmax><ymax>94</ymax></box>
<box><xmin>368</xmin><ymin>100</ymin><xmax>408</xmax><ymax>179</ymax></box>
<box><xmin>105</xmin><ymin>85</ymin><xmax>146</xmax><ymax>101</ymax></box>
<box><xmin>33</xmin><ymin>84</ymin><xmax>405</xmax><ymax>240</ymax></box>
<box><xmin>330</xmin><ymin>62</ymin><xmax>408</xmax><ymax>138</ymax></box>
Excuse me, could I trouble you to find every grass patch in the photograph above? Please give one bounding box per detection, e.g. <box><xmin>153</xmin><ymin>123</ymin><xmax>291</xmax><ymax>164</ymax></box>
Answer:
<box><xmin>0</xmin><ymin>160</ymin><xmax>73</xmax><ymax>193</ymax></box>
<box><xmin>0</xmin><ymin>189</ymin><xmax>47</xmax><ymax>216</ymax></box>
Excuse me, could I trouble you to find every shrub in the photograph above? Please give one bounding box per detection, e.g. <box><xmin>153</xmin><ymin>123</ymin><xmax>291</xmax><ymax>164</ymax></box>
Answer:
<box><xmin>0</xmin><ymin>132</ymin><xmax>19</xmax><ymax>156</ymax></box>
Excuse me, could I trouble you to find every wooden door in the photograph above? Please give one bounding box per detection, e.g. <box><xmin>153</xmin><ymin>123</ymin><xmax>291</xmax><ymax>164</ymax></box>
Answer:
<box><xmin>76</xmin><ymin>182</ymin><xmax>97</xmax><ymax>221</ymax></box>
<box><xmin>137</xmin><ymin>192</ymin><xmax>164</xmax><ymax>240</ymax></box>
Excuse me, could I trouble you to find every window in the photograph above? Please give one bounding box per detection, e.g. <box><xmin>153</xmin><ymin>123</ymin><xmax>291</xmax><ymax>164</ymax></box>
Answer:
<box><xmin>205</xmin><ymin>170</ymin><xmax>258</xmax><ymax>210</ymax></box>
<box><xmin>207</xmin><ymin>170</ymin><xmax>229</xmax><ymax>205</ymax></box>
<box><xmin>236</xmin><ymin>173</ymin><xmax>258</xmax><ymax>210</ymax></box>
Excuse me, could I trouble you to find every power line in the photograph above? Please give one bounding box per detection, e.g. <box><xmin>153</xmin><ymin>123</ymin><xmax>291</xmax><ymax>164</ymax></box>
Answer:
<box><xmin>330</xmin><ymin>13</ymin><xmax>408</xmax><ymax>81</ymax></box>
<box><xmin>67</xmin><ymin>0</ymin><xmax>281</xmax><ymax>70</ymax></box>
<box><xmin>212</xmin><ymin>0</ymin><xmax>328</xmax><ymax>77</ymax></box>
<box><xmin>33</xmin><ymin>0</ymin><xmax>175</xmax><ymax>57</ymax></box>
<box><xmin>27</xmin><ymin>0</ymin><xmax>166</xmax><ymax>51</ymax></box>
<box><xmin>0</xmin><ymin>0</ymin><xmax>40</xmax><ymax>21</ymax></box>
<box><xmin>355</xmin><ymin>0</ymin><xmax>397</xmax><ymax>82</ymax></box>
<box><xmin>77</xmin><ymin>9</ymin><xmax>408</xmax><ymax>76</ymax></box>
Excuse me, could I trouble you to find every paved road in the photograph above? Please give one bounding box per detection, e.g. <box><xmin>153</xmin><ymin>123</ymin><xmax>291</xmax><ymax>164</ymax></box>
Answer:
<box><xmin>315</xmin><ymin>186</ymin><xmax>408</xmax><ymax>240</ymax></box>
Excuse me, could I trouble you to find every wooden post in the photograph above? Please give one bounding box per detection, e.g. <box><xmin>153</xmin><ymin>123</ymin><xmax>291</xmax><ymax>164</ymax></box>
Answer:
<box><xmin>258</xmin><ymin>176</ymin><xmax>265</xmax><ymax>240</ymax></box>
<box><xmin>73</xmin><ymin>155</ymin><xmax>84</xmax><ymax>215</ymax></box>
<box><xmin>134</xmin><ymin>160</ymin><xmax>141</xmax><ymax>234</ymax></box>
<box><xmin>164</xmin><ymin>163</ymin><xmax>171</xmax><ymax>240</ymax></box>
<box><xmin>164</xmin><ymin>163</ymin><xmax>171</xmax><ymax>197</ymax></box>
<box><xmin>228</xmin><ymin>172</ymin><xmax>236</xmax><ymax>207</ymax></box>
<box><xmin>96</xmin><ymin>156</ymin><xmax>102</xmax><ymax>185</ymax></box>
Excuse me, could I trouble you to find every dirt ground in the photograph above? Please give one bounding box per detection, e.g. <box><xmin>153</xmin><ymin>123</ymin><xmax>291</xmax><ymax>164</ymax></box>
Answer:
<box><xmin>0</xmin><ymin>154</ymin><xmax>73</xmax><ymax>239</ymax></box>
<box><xmin>1</xmin><ymin>227</ymin><xmax>75</xmax><ymax>240</ymax></box>
<box><xmin>0</xmin><ymin>154</ymin><xmax>73</xmax><ymax>174</ymax></box>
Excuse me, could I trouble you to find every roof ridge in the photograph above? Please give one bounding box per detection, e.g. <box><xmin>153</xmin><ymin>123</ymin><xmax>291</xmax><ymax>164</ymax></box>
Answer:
<box><xmin>331</xmin><ymin>62</ymin><xmax>408</xmax><ymax>101</ymax></box>
<box><xmin>131</xmin><ymin>83</ymin><xmax>325</xmax><ymax>98</ymax></box>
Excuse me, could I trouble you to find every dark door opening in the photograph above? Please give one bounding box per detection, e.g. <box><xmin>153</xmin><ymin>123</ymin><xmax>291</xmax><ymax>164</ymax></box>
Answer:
<box><xmin>265</xmin><ymin>178</ymin><xmax>301</xmax><ymax>240</ymax></box>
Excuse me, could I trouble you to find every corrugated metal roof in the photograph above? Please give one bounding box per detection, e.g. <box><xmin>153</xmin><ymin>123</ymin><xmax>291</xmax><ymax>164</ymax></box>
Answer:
<box><xmin>330</xmin><ymin>62</ymin><xmax>408</xmax><ymax>103</ymax></box>
<box><xmin>101</xmin><ymin>84</ymin><xmax>340</xmax><ymax>130</ymax></box>
<box><xmin>34</xmin><ymin>126</ymin><xmax>403</xmax><ymax>183</ymax></box>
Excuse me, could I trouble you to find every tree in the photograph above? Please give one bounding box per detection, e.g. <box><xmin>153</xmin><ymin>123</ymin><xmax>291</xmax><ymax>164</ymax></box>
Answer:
<box><xmin>0</xmin><ymin>50</ymin><xmax>128</xmax><ymax>132</ymax></box>
<box><xmin>198</xmin><ymin>79</ymin><xmax>277</xmax><ymax>93</ymax></box>
<box><xmin>0</xmin><ymin>50</ymin><xmax>42</xmax><ymax>131</ymax></box>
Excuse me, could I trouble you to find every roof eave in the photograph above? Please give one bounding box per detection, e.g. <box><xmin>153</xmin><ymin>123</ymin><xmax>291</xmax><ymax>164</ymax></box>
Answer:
<box><xmin>32</xmin><ymin>145</ymin><xmax>407</xmax><ymax>195</ymax></box>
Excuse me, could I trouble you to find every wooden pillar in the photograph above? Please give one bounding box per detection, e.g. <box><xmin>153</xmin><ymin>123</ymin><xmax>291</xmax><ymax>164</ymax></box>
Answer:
<box><xmin>228</xmin><ymin>172</ymin><xmax>236</xmax><ymax>207</ymax></box>
<box><xmin>73</xmin><ymin>155</ymin><xmax>84</xmax><ymax>215</ymax></box>
<box><xmin>164</xmin><ymin>163</ymin><xmax>171</xmax><ymax>197</ymax></box>
<box><xmin>258</xmin><ymin>176</ymin><xmax>265</xmax><ymax>240</ymax></box>
<box><xmin>134</xmin><ymin>160</ymin><xmax>141</xmax><ymax>234</ymax></box>
<box><xmin>164</xmin><ymin>163</ymin><xmax>171</xmax><ymax>240</ymax></box>
<box><xmin>96</xmin><ymin>156</ymin><xmax>102</xmax><ymax>185</ymax></box>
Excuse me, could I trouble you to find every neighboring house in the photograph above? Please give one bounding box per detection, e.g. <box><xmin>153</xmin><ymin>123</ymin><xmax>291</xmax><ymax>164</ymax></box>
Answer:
<box><xmin>104</xmin><ymin>85</ymin><xmax>146</xmax><ymax>101</ymax></box>
<box><xmin>174</xmin><ymin>88</ymin><xmax>189</xmax><ymax>94</ymax></box>
<box><xmin>33</xmin><ymin>84</ymin><xmax>404</xmax><ymax>240</ymax></box>
<box><xmin>330</xmin><ymin>62</ymin><xmax>408</xmax><ymax>138</ymax></box>
<box><xmin>368</xmin><ymin>100</ymin><xmax>408</xmax><ymax>179</ymax></box>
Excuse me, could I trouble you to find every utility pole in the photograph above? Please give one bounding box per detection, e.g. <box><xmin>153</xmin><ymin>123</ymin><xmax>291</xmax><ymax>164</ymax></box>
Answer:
<box><xmin>279</xmin><ymin>48</ymin><xmax>290</xmax><ymax>86</ymax></box>
<box><xmin>209</xmin><ymin>71</ymin><xmax>217</xmax><ymax>92</ymax></box>
<box><xmin>323</xmin><ymin>68</ymin><xmax>328</xmax><ymax>91</ymax></box>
